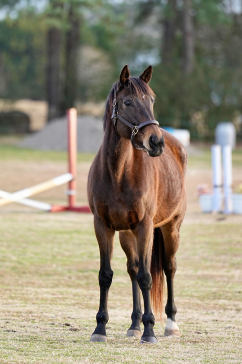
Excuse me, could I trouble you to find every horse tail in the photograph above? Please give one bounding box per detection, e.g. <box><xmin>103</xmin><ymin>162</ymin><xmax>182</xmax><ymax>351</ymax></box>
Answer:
<box><xmin>150</xmin><ymin>227</ymin><xmax>164</xmax><ymax>320</ymax></box>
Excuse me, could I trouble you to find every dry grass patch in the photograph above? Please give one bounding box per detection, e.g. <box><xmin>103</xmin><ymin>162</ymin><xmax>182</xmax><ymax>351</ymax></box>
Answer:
<box><xmin>0</xmin><ymin>146</ymin><xmax>241</xmax><ymax>363</ymax></box>
<box><xmin>0</xmin><ymin>211</ymin><xmax>241</xmax><ymax>363</ymax></box>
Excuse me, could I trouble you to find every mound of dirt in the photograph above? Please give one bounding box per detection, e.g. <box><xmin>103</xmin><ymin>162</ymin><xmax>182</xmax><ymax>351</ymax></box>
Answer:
<box><xmin>19</xmin><ymin>115</ymin><xmax>103</xmax><ymax>153</ymax></box>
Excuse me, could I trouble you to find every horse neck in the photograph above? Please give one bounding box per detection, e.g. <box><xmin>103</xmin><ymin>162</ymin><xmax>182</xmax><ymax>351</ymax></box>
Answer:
<box><xmin>102</xmin><ymin>123</ymin><xmax>139</xmax><ymax>182</ymax></box>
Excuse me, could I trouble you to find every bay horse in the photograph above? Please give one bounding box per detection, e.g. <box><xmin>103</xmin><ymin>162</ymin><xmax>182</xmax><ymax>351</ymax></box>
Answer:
<box><xmin>87</xmin><ymin>65</ymin><xmax>187</xmax><ymax>343</ymax></box>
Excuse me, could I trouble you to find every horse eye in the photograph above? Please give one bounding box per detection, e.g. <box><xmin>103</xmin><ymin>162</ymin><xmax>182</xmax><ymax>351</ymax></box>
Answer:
<box><xmin>124</xmin><ymin>99</ymin><xmax>132</xmax><ymax>106</ymax></box>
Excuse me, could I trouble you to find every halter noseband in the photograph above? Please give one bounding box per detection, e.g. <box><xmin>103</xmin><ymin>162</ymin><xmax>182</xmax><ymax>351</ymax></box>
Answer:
<box><xmin>111</xmin><ymin>96</ymin><xmax>159</xmax><ymax>139</ymax></box>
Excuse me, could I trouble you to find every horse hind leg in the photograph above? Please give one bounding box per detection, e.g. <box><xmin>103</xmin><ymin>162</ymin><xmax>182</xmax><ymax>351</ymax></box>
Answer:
<box><xmin>161</xmin><ymin>218</ymin><xmax>182</xmax><ymax>337</ymax></box>
<box><xmin>119</xmin><ymin>231</ymin><xmax>142</xmax><ymax>338</ymax></box>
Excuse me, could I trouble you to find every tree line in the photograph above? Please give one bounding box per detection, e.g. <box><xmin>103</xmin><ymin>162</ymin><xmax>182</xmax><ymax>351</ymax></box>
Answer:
<box><xmin>0</xmin><ymin>0</ymin><xmax>241</xmax><ymax>139</ymax></box>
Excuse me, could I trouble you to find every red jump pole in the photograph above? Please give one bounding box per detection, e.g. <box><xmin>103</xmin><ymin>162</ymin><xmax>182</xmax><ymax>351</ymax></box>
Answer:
<box><xmin>67</xmin><ymin>108</ymin><xmax>77</xmax><ymax>209</ymax></box>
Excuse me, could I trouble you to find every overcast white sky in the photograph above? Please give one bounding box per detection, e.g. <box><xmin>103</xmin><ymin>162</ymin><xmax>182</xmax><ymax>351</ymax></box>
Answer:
<box><xmin>226</xmin><ymin>0</ymin><xmax>242</xmax><ymax>12</ymax></box>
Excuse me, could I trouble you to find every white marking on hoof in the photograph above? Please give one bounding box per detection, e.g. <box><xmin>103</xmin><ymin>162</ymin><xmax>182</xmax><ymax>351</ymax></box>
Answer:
<box><xmin>164</xmin><ymin>319</ymin><xmax>180</xmax><ymax>337</ymax></box>
<box><xmin>90</xmin><ymin>334</ymin><xmax>107</xmax><ymax>342</ymax></box>
<box><xmin>126</xmin><ymin>329</ymin><xmax>141</xmax><ymax>338</ymax></box>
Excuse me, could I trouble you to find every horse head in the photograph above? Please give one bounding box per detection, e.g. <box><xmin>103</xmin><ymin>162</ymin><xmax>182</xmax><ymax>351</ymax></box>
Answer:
<box><xmin>110</xmin><ymin>65</ymin><xmax>164</xmax><ymax>157</ymax></box>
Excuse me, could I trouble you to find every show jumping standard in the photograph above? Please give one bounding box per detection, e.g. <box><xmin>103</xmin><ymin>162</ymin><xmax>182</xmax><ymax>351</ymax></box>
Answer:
<box><xmin>88</xmin><ymin>65</ymin><xmax>187</xmax><ymax>343</ymax></box>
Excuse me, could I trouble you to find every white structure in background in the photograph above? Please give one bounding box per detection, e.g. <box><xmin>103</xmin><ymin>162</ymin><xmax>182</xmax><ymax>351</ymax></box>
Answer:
<box><xmin>215</xmin><ymin>122</ymin><xmax>236</xmax><ymax>149</ymax></box>
<box><xmin>222</xmin><ymin>145</ymin><xmax>233</xmax><ymax>214</ymax></box>
<box><xmin>216</xmin><ymin>122</ymin><xmax>235</xmax><ymax>213</ymax></box>
<box><xmin>173</xmin><ymin>129</ymin><xmax>190</xmax><ymax>147</ymax></box>
<box><xmin>200</xmin><ymin>122</ymin><xmax>241</xmax><ymax>214</ymax></box>
<box><xmin>200</xmin><ymin>145</ymin><xmax>234</xmax><ymax>214</ymax></box>
<box><xmin>165</xmin><ymin>128</ymin><xmax>190</xmax><ymax>147</ymax></box>
<box><xmin>211</xmin><ymin>145</ymin><xmax>223</xmax><ymax>212</ymax></box>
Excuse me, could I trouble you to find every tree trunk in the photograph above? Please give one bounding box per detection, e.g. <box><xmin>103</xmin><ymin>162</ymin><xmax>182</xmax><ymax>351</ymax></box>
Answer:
<box><xmin>46</xmin><ymin>26</ymin><xmax>62</xmax><ymax>121</ymax></box>
<box><xmin>0</xmin><ymin>53</ymin><xmax>6</xmax><ymax>95</ymax></box>
<box><xmin>182</xmin><ymin>0</ymin><xmax>194</xmax><ymax>74</ymax></box>
<box><xmin>162</xmin><ymin>0</ymin><xmax>177</xmax><ymax>64</ymax></box>
<box><xmin>63</xmin><ymin>3</ymin><xmax>81</xmax><ymax>111</ymax></box>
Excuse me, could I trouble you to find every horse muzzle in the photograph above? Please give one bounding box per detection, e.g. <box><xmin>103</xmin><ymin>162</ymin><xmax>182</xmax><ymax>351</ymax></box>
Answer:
<box><xmin>132</xmin><ymin>134</ymin><xmax>164</xmax><ymax>157</ymax></box>
<box><xmin>147</xmin><ymin>134</ymin><xmax>165</xmax><ymax>157</ymax></box>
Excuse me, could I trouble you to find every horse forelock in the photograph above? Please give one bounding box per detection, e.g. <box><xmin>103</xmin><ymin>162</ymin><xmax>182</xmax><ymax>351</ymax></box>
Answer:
<box><xmin>103</xmin><ymin>77</ymin><xmax>155</xmax><ymax>131</ymax></box>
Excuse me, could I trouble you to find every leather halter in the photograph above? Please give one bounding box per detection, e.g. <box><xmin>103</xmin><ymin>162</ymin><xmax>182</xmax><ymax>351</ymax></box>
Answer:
<box><xmin>111</xmin><ymin>95</ymin><xmax>159</xmax><ymax>139</ymax></box>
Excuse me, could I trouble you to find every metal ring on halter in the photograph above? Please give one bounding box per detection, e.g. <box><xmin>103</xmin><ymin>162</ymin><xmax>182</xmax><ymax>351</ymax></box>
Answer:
<box><xmin>131</xmin><ymin>126</ymin><xmax>139</xmax><ymax>138</ymax></box>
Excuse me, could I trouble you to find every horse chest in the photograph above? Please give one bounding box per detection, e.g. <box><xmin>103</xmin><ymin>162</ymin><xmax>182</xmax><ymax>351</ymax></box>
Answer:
<box><xmin>95</xmin><ymin>190</ymin><xmax>144</xmax><ymax>231</ymax></box>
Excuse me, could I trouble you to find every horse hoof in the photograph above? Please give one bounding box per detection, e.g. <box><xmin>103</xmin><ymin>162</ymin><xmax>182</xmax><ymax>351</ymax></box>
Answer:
<box><xmin>90</xmin><ymin>334</ymin><xmax>107</xmax><ymax>342</ymax></box>
<box><xmin>164</xmin><ymin>328</ymin><xmax>180</xmax><ymax>337</ymax></box>
<box><xmin>127</xmin><ymin>329</ymin><xmax>141</xmax><ymax>338</ymax></box>
<box><xmin>164</xmin><ymin>319</ymin><xmax>181</xmax><ymax>337</ymax></box>
<box><xmin>140</xmin><ymin>336</ymin><xmax>157</xmax><ymax>344</ymax></box>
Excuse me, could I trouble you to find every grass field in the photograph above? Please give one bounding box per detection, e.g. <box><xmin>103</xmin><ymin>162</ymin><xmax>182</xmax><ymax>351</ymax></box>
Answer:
<box><xmin>0</xmin><ymin>140</ymin><xmax>241</xmax><ymax>363</ymax></box>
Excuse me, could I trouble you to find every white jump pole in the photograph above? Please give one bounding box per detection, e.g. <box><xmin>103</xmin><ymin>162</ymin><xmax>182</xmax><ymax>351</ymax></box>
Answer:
<box><xmin>0</xmin><ymin>190</ymin><xmax>51</xmax><ymax>210</ymax></box>
<box><xmin>0</xmin><ymin>173</ymin><xmax>72</xmax><ymax>207</ymax></box>
<box><xmin>211</xmin><ymin>145</ymin><xmax>222</xmax><ymax>212</ymax></box>
<box><xmin>222</xmin><ymin>145</ymin><xmax>233</xmax><ymax>214</ymax></box>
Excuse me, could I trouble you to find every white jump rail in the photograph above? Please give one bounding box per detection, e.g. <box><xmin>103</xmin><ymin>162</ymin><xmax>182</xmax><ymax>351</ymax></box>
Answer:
<box><xmin>0</xmin><ymin>191</ymin><xmax>51</xmax><ymax>211</ymax></box>
<box><xmin>0</xmin><ymin>173</ymin><xmax>73</xmax><ymax>207</ymax></box>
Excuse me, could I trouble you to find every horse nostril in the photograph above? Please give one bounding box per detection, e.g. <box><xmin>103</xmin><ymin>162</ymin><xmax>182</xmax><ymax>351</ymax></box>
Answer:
<box><xmin>149</xmin><ymin>135</ymin><xmax>159</xmax><ymax>148</ymax></box>
<box><xmin>149</xmin><ymin>135</ymin><xmax>164</xmax><ymax>149</ymax></box>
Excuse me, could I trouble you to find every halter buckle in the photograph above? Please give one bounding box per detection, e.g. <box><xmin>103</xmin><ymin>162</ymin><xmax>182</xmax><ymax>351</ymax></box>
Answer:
<box><xmin>131</xmin><ymin>126</ymin><xmax>139</xmax><ymax>138</ymax></box>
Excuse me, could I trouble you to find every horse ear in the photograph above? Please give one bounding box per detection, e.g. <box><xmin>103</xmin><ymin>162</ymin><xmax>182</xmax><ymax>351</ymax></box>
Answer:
<box><xmin>140</xmin><ymin>65</ymin><xmax>152</xmax><ymax>84</ymax></box>
<box><xmin>120</xmin><ymin>65</ymin><xmax>130</xmax><ymax>86</ymax></box>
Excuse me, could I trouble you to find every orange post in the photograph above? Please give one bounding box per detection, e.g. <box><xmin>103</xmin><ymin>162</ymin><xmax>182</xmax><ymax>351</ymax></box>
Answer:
<box><xmin>67</xmin><ymin>108</ymin><xmax>77</xmax><ymax>208</ymax></box>
<box><xmin>50</xmin><ymin>108</ymin><xmax>91</xmax><ymax>213</ymax></box>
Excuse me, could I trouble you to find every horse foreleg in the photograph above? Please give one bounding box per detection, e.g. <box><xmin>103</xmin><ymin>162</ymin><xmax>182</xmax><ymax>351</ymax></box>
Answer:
<box><xmin>90</xmin><ymin>215</ymin><xmax>114</xmax><ymax>342</ymax></box>
<box><xmin>161</xmin><ymin>222</ymin><xmax>181</xmax><ymax>336</ymax></box>
<box><xmin>119</xmin><ymin>231</ymin><xmax>142</xmax><ymax>338</ymax></box>
<box><xmin>134</xmin><ymin>218</ymin><xmax>157</xmax><ymax>344</ymax></box>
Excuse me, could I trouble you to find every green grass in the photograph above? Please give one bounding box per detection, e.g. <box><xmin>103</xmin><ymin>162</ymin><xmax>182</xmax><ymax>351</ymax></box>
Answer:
<box><xmin>188</xmin><ymin>145</ymin><xmax>242</xmax><ymax>167</ymax></box>
<box><xmin>0</xmin><ymin>212</ymin><xmax>241</xmax><ymax>363</ymax></box>
<box><xmin>0</xmin><ymin>135</ymin><xmax>94</xmax><ymax>162</ymax></box>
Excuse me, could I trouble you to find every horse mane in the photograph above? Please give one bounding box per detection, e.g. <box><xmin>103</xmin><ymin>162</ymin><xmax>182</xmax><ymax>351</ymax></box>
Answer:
<box><xmin>103</xmin><ymin>77</ymin><xmax>155</xmax><ymax>131</ymax></box>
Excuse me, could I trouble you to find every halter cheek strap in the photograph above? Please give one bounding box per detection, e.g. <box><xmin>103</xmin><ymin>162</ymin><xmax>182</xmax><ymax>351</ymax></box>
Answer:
<box><xmin>117</xmin><ymin>115</ymin><xmax>159</xmax><ymax>138</ymax></box>
<box><xmin>111</xmin><ymin>96</ymin><xmax>159</xmax><ymax>139</ymax></box>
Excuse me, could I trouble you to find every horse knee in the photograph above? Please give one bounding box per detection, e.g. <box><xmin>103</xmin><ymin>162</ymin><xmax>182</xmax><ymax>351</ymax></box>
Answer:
<box><xmin>99</xmin><ymin>268</ymin><xmax>113</xmax><ymax>289</ymax></box>
<box><xmin>137</xmin><ymin>270</ymin><xmax>152</xmax><ymax>291</ymax></box>
<box><xmin>96</xmin><ymin>310</ymin><xmax>109</xmax><ymax>325</ymax></box>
